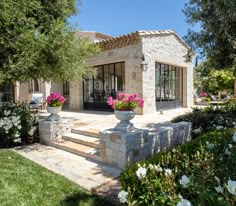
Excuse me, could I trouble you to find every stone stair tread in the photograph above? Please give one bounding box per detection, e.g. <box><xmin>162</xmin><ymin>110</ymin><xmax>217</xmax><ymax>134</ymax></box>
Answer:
<box><xmin>62</xmin><ymin>133</ymin><xmax>100</xmax><ymax>148</ymax></box>
<box><xmin>50</xmin><ymin>140</ymin><xmax>103</xmax><ymax>163</ymax></box>
<box><xmin>71</xmin><ymin>127</ymin><xmax>100</xmax><ymax>138</ymax></box>
<box><xmin>53</xmin><ymin>140</ymin><xmax>98</xmax><ymax>153</ymax></box>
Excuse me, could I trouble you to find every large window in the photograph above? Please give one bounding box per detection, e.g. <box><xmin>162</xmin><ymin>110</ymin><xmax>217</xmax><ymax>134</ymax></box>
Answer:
<box><xmin>0</xmin><ymin>83</ymin><xmax>14</xmax><ymax>102</ymax></box>
<box><xmin>155</xmin><ymin>62</ymin><xmax>183</xmax><ymax>109</ymax></box>
<box><xmin>83</xmin><ymin>62</ymin><xmax>125</xmax><ymax>111</ymax></box>
<box><xmin>63</xmin><ymin>81</ymin><xmax>70</xmax><ymax>95</ymax></box>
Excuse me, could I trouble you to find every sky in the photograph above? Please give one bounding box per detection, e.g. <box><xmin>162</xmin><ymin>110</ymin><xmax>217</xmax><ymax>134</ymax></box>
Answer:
<box><xmin>68</xmin><ymin>0</ymin><xmax>198</xmax><ymax>39</ymax></box>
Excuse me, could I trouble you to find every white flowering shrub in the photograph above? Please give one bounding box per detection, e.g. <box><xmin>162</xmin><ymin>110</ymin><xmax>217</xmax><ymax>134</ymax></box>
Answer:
<box><xmin>0</xmin><ymin>102</ymin><xmax>39</xmax><ymax>147</ymax></box>
<box><xmin>172</xmin><ymin>103</ymin><xmax>236</xmax><ymax>138</ymax></box>
<box><xmin>119</xmin><ymin>130</ymin><xmax>236</xmax><ymax>205</ymax></box>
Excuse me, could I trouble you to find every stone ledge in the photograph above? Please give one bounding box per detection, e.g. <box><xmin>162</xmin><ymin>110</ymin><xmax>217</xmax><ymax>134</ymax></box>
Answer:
<box><xmin>100</xmin><ymin>121</ymin><xmax>191</xmax><ymax>169</ymax></box>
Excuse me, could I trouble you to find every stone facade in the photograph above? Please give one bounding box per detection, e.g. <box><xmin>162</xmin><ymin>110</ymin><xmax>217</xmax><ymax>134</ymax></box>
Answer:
<box><xmin>14</xmin><ymin>30</ymin><xmax>194</xmax><ymax>114</ymax></box>
<box><xmin>100</xmin><ymin>121</ymin><xmax>192</xmax><ymax>169</ymax></box>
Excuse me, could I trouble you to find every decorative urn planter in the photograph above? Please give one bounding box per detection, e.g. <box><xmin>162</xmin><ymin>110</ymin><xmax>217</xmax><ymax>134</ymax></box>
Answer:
<box><xmin>114</xmin><ymin>110</ymin><xmax>135</xmax><ymax>132</ymax></box>
<box><xmin>46</xmin><ymin>106</ymin><xmax>62</xmax><ymax>121</ymax></box>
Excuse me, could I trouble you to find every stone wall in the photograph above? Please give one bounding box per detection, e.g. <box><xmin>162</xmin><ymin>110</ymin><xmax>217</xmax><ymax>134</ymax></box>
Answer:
<box><xmin>100</xmin><ymin>121</ymin><xmax>192</xmax><ymax>169</ymax></box>
<box><xmin>141</xmin><ymin>34</ymin><xmax>194</xmax><ymax>113</ymax></box>
<box><xmin>89</xmin><ymin>43</ymin><xmax>143</xmax><ymax>114</ymax></box>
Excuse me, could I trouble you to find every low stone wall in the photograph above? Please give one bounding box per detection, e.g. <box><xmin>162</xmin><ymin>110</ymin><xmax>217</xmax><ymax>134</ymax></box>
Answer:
<box><xmin>100</xmin><ymin>121</ymin><xmax>192</xmax><ymax>169</ymax></box>
<box><xmin>39</xmin><ymin>119</ymin><xmax>72</xmax><ymax>144</ymax></box>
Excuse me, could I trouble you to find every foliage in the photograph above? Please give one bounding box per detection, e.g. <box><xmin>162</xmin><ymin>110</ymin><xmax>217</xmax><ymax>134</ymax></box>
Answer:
<box><xmin>0</xmin><ymin>0</ymin><xmax>99</xmax><ymax>84</ymax></box>
<box><xmin>119</xmin><ymin>130</ymin><xmax>236</xmax><ymax>206</ymax></box>
<box><xmin>172</xmin><ymin>104</ymin><xmax>236</xmax><ymax>137</ymax></box>
<box><xmin>0</xmin><ymin>102</ymin><xmax>38</xmax><ymax>147</ymax></box>
<box><xmin>107</xmin><ymin>93</ymin><xmax>144</xmax><ymax>111</ymax></box>
<box><xmin>183</xmin><ymin>0</ymin><xmax>236</xmax><ymax>69</ymax></box>
<box><xmin>0</xmin><ymin>149</ymin><xmax>113</xmax><ymax>206</ymax></box>
<box><xmin>194</xmin><ymin>61</ymin><xmax>236</xmax><ymax>94</ymax></box>
<box><xmin>46</xmin><ymin>92</ymin><xmax>66</xmax><ymax>107</ymax></box>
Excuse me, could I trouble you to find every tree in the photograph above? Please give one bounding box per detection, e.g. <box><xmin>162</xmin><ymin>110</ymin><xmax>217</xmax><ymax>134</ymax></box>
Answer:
<box><xmin>183</xmin><ymin>0</ymin><xmax>236</xmax><ymax>69</ymax></box>
<box><xmin>194</xmin><ymin>60</ymin><xmax>236</xmax><ymax>96</ymax></box>
<box><xmin>0</xmin><ymin>0</ymin><xmax>99</xmax><ymax>84</ymax></box>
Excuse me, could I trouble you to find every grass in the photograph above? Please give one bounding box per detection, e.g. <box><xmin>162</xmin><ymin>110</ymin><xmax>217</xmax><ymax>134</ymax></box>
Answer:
<box><xmin>0</xmin><ymin>149</ymin><xmax>114</xmax><ymax>206</ymax></box>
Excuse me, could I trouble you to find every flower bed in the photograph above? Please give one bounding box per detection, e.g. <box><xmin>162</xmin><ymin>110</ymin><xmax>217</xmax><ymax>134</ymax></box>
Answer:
<box><xmin>0</xmin><ymin>102</ymin><xmax>39</xmax><ymax>147</ymax></box>
<box><xmin>119</xmin><ymin>129</ymin><xmax>236</xmax><ymax>205</ymax></box>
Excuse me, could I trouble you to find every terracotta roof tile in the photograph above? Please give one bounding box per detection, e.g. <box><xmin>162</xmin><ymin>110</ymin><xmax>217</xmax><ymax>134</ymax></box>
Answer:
<box><xmin>96</xmin><ymin>29</ymin><xmax>191</xmax><ymax>51</ymax></box>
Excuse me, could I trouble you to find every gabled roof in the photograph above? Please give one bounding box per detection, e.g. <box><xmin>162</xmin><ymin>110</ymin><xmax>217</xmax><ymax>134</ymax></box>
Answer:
<box><xmin>96</xmin><ymin>29</ymin><xmax>191</xmax><ymax>51</ymax></box>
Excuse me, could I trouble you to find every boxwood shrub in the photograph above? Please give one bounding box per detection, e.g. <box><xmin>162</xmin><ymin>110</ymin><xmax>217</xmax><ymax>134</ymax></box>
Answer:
<box><xmin>119</xmin><ymin>129</ymin><xmax>236</xmax><ymax>206</ymax></box>
<box><xmin>172</xmin><ymin>100</ymin><xmax>236</xmax><ymax>137</ymax></box>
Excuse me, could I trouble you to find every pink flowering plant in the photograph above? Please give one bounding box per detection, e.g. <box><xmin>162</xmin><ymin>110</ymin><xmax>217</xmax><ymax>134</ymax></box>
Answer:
<box><xmin>46</xmin><ymin>92</ymin><xmax>66</xmax><ymax>107</ymax></box>
<box><xmin>107</xmin><ymin>93</ymin><xmax>144</xmax><ymax>111</ymax></box>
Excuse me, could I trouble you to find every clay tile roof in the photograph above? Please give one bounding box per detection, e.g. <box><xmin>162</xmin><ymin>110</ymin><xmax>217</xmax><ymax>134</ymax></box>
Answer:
<box><xmin>96</xmin><ymin>29</ymin><xmax>191</xmax><ymax>51</ymax></box>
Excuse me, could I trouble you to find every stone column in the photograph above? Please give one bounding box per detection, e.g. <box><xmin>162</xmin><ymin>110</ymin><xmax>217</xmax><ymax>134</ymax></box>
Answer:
<box><xmin>39</xmin><ymin>119</ymin><xmax>71</xmax><ymax>144</ymax></box>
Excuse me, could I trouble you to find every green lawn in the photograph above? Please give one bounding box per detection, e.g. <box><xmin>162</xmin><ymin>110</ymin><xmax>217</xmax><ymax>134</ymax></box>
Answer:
<box><xmin>0</xmin><ymin>149</ymin><xmax>114</xmax><ymax>206</ymax></box>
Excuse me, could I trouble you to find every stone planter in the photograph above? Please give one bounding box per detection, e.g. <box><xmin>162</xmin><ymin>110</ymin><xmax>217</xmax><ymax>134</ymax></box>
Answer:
<box><xmin>46</xmin><ymin>106</ymin><xmax>62</xmax><ymax>121</ymax></box>
<box><xmin>114</xmin><ymin>110</ymin><xmax>135</xmax><ymax>132</ymax></box>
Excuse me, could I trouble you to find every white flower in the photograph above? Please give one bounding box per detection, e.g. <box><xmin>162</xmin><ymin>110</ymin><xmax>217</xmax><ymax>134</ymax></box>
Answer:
<box><xmin>193</xmin><ymin>128</ymin><xmax>201</xmax><ymax>133</ymax></box>
<box><xmin>177</xmin><ymin>198</ymin><xmax>192</xmax><ymax>206</ymax></box>
<box><xmin>15</xmin><ymin>133</ymin><xmax>20</xmax><ymax>138</ymax></box>
<box><xmin>136</xmin><ymin>167</ymin><xmax>147</xmax><ymax>180</ymax></box>
<box><xmin>228</xmin><ymin>144</ymin><xmax>232</xmax><ymax>148</ymax></box>
<box><xmin>215</xmin><ymin>185</ymin><xmax>224</xmax><ymax>193</ymax></box>
<box><xmin>118</xmin><ymin>190</ymin><xmax>128</xmax><ymax>203</ymax></box>
<box><xmin>154</xmin><ymin>164</ymin><xmax>163</xmax><ymax>172</ymax></box>
<box><xmin>164</xmin><ymin>168</ymin><xmax>172</xmax><ymax>176</ymax></box>
<box><xmin>179</xmin><ymin>175</ymin><xmax>190</xmax><ymax>188</ymax></box>
<box><xmin>232</xmin><ymin>133</ymin><xmax>236</xmax><ymax>142</ymax></box>
<box><xmin>225</xmin><ymin>148</ymin><xmax>231</xmax><ymax>156</ymax></box>
<box><xmin>216</xmin><ymin>126</ymin><xmax>224</xmax><ymax>130</ymax></box>
<box><xmin>13</xmin><ymin>138</ymin><xmax>21</xmax><ymax>143</ymax></box>
<box><xmin>28</xmin><ymin>126</ymin><xmax>37</xmax><ymax>136</ymax></box>
<box><xmin>226</xmin><ymin>180</ymin><xmax>236</xmax><ymax>195</ymax></box>
<box><xmin>149</xmin><ymin>164</ymin><xmax>163</xmax><ymax>172</ymax></box>
<box><xmin>4</xmin><ymin>110</ymin><xmax>11</xmax><ymax>116</ymax></box>
<box><xmin>206</xmin><ymin>141</ymin><xmax>214</xmax><ymax>149</ymax></box>
<box><xmin>214</xmin><ymin>176</ymin><xmax>220</xmax><ymax>184</ymax></box>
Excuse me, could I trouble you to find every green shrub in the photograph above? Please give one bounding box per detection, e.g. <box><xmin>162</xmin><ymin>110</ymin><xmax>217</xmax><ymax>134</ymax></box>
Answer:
<box><xmin>119</xmin><ymin>130</ymin><xmax>236</xmax><ymax>206</ymax></box>
<box><xmin>172</xmin><ymin>106</ymin><xmax>236</xmax><ymax>137</ymax></box>
<box><xmin>0</xmin><ymin>102</ymin><xmax>39</xmax><ymax>147</ymax></box>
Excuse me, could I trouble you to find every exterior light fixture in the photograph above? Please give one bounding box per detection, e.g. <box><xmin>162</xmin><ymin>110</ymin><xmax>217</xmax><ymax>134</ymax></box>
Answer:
<box><xmin>140</xmin><ymin>53</ymin><xmax>148</xmax><ymax>71</ymax></box>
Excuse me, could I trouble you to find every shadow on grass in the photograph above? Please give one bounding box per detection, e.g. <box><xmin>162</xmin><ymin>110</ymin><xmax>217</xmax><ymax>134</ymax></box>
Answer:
<box><xmin>60</xmin><ymin>191</ymin><xmax>118</xmax><ymax>206</ymax></box>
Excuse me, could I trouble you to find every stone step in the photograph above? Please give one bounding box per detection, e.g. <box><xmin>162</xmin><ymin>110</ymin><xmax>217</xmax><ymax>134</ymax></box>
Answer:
<box><xmin>49</xmin><ymin>140</ymin><xmax>103</xmax><ymax>163</ymax></box>
<box><xmin>62</xmin><ymin>133</ymin><xmax>100</xmax><ymax>148</ymax></box>
<box><xmin>71</xmin><ymin>127</ymin><xmax>100</xmax><ymax>138</ymax></box>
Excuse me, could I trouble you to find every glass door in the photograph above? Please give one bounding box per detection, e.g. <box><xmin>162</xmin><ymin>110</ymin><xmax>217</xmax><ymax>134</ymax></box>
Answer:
<box><xmin>83</xmin><ymin>62</ymin><xmax>125</xmax><ymax>111</ymax></box>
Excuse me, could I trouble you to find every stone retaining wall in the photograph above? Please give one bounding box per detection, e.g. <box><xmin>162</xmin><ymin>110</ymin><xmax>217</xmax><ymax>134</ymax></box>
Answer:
<box><xmin>100</xmin><ymin>121</ymin><xmax>191</xmax><ymax>169</ymax></box>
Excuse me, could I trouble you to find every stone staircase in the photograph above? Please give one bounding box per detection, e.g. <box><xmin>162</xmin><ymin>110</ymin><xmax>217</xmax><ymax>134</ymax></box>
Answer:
<box><xmin>49</xmin><ymin>127</ymin><xmax>103</xmax><ymax>163</ymax></box>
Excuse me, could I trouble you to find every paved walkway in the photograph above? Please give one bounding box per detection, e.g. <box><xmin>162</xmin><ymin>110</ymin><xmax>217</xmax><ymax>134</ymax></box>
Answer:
<box><xmin>14</xmin><ymin>108</ymin><xmax>193</xmax><ymax>200</ymax></box>
<box><xmin>39</xmin><ymin>108</ymin><xmax>193</xmax><ymax>130</ymax></box>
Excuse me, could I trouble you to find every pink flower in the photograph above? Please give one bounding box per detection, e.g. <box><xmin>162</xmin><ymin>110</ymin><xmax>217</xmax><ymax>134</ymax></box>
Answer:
<box><xmin>46</xmin><ymin>92</ymin><xmax>66</xmax><ymax>107</ymax></box>
<box><xmin>107</xmin><ymin>93</ymin><xmax>144</xmax><ymax>111</ymax></box>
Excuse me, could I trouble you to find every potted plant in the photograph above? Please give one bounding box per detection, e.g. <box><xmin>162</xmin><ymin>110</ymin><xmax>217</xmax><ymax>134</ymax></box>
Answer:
<box><xmin>107</xmin><ymin>93</ymin><xmax>144</xmax><ymax>131</ymax></box>
<box><xmin>46</xmin><ymin>92</ymin><xmax>66</xmax><ymax>121</ymax></box>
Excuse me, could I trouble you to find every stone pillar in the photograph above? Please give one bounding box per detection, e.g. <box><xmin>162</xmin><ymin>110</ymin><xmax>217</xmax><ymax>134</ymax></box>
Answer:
<box><xmin>39</xmin><ymin>119</ymin><xmax>71</xmax><ymax>144</ymax></box>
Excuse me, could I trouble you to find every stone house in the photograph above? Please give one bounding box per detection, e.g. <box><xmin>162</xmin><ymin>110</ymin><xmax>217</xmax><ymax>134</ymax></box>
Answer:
<box><xmin>5</xmin><ymin>30</ymin><xmax>194</xmax><ymax>114</ymax></box>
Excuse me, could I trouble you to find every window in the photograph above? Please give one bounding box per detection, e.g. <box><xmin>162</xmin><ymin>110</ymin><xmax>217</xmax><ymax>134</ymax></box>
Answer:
<box><xmin>155</xmin><ymin>62</ymin><xmax>183</xmax><ymax>109</ymax></box>
<box><xmin>29</xmin><ymin>79</ymin><xmax>40</xmax><ymax>93</ymax></box>
<box><xmin>83</xmin><ymin>62</ymin><xmax>125</xmax><ymax>111</ymax></box>
<box><xmin>63</xmin><ymin>81</ymin><xmax>70</xmax><ymax>95</ymax></box>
